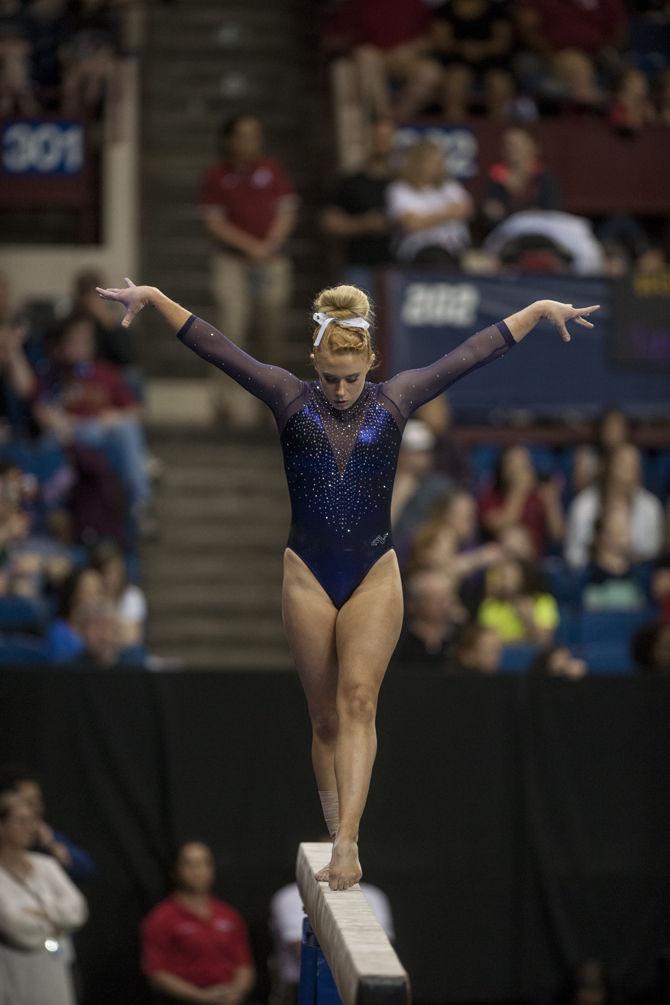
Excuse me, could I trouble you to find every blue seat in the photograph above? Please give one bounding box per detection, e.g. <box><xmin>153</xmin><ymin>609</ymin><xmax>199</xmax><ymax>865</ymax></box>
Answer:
<box><xmin>0</xmin><ymin>597</ymin><xmax>46</xmax><ymax>632</ymax></box>
<box><xmin>578</xmin><ymin>609</ymin><xmax>653</xmax><ymax>647</ymax></box>
<box><xmin>0</xmin><ymin>637</ymin><xmax>50</xmax><ymax>665</ymax></box>
<box><xmin>499</xmin><ymin>643</ymin><xmax>539</xmax><ymax>673</ymax></box>
<box><xmin>575</xmin><ymin>642</ymin><xmax>633</xmax><ymax>674</ymax></box>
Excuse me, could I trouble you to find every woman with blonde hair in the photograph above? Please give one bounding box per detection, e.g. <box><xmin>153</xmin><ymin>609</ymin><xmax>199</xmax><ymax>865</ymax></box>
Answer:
<box><xmin>387</xmin><ymin>139</ymin><xmax>473</xmax><ymax>264</ymax></box>
<box><xmin>96</xmin><ymin>277</ymin><xmax>598</xmax><ymax>890</ymax></box>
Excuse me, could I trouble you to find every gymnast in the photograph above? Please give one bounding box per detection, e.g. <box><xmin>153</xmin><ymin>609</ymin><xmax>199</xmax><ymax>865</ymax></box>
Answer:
<box><xmin>97</xmin><ymin>278</ymin><xmax>598</xmax><ymax>890</ymax></box>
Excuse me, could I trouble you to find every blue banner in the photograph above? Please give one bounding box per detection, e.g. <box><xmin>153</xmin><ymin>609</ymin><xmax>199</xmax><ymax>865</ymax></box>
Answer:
<box><xmin>1</xmin><ymin>120</ymin><xmax>84</xmax><ymax>176</ymax></box>
<box><xmin>376</xmin><ymin>270</ymin><xmax>670</xmax><ymax>422</ymax></box>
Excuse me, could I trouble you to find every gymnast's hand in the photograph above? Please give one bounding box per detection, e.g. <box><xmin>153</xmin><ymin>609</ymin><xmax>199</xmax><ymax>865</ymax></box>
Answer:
<box><xmin>95</xmin><ymin>278</ymin><xmax>153</xmax><ymax>328</ymax></box>
<box><xmin>535</xmin><ymin>300</ymin><xmax>600</xmax><ymax>343</ymax></box>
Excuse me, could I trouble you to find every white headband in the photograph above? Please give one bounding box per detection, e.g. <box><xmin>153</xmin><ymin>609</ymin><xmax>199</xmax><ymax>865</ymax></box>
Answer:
<box><xmin>312</xmin><ymin>311</ymin><xmax>370</xmax><ymax>347</ymax></box>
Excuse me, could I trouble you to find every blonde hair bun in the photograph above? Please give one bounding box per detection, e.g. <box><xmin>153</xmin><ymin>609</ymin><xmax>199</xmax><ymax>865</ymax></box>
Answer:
<box><xmin>313</xmin><ymin>284</ymin><xmax>371</xmax><ymax>321</ymax></box>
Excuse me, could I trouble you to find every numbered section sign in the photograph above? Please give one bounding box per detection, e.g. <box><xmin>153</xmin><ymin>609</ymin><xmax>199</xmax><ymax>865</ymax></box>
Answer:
<box><xmin>1</xmin><ymin>120</ymin><xmax>84</xmax><ymax>176</ymax></box>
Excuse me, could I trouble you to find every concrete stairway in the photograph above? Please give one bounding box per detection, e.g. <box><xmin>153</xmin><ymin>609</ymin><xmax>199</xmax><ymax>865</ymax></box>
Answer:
<box><xmin>139</xmin><ymin>0</ymin><xmax>330</xmax><ymax>378</ymax></box>
<box><xmin>143</xmin><ymin>430</ymin><xmax>293</xmax><ymax>669</ymax></box>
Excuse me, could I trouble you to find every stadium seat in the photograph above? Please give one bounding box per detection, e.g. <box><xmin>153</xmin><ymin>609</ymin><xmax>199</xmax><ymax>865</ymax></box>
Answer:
<box><xmin>499</xmin><ymin>643</ymin><xmax>539</xmax><ymax>673</ymax></box>
<box><xmin>577</xmin><ymin>609</ymin><xmax>654</xmax><ymax>647</ymax></box>
<box><xmin>0</xmin><ymin>597</ymin><xmax>47</xmax><ymax>632</ymax></box>
<box><xmin>0</xmin><ymin>637</ymin><xmax>50</xmax><ymax>665</ymax></box>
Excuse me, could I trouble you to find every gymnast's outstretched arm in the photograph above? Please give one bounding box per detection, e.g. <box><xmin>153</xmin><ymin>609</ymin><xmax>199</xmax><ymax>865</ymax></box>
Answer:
<box><xmin>380</xmin><ymin>299</ymin><xmax>599</xmax><ymax>421</ymax></box>
<box><xmin>96</xmin><ymin>279</ymin><xmax>304</xmax><ymax>418</ymax></box>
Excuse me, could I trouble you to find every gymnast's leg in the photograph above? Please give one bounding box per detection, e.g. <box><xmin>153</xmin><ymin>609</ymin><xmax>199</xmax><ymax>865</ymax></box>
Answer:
<box><xmin>282</xmin><ymin>548</ymin><xmax>339</xmax><ymax>877</ymax></box>
<box><xmin>330</xmin><ymin>550</ymin><xmax>404</xmax><ymax>891</ymax></box>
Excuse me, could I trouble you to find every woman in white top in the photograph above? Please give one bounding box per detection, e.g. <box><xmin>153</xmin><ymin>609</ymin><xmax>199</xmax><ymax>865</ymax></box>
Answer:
<box><xmin>0</xmin><ymin>792</ymin><xmax>88</xmax><ymax>1005</ymax></box>
<box><xmin>92</xmin><ymin>540</ymin><xmax>147</xmax><ymax>646</ymax></box>
<box><xmin>565</xmin><ymin>443</ymin><xmax>664</xmax><ymax>568</ymax></box>
<box><xmin>386</xmin><ymin>139</ymin><xmax>473</xmax><ymax>265</ymax></box>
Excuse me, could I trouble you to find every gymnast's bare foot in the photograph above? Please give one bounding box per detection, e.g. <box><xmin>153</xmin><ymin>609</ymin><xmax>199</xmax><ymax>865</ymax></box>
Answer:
<box><xmin>315</xmin><ymin>852</ymin><xmax>332</xmax><ymax>883</ymax></box>
<box><xmin>328</xmin><ymin>837</ymin><xmax>362</xmax><ymax>891</ymax></box>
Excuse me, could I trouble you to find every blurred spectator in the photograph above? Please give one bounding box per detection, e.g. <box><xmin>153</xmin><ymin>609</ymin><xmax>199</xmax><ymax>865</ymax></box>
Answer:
<box><xmin>0</xmin><ymin>280</ymin><xmax>36</xmax><ymax>439</ymax></box>
<box><xmin>595</xmin><ymin>407</ymin><xmax>630</xmax><ymax>456</ymax></box>
<box><xmin>70</xmin><ymin>268</ymin><xmax>135</xmax><ymax>369</ymax></box>
<box><xmin>0</xmin><ymin>459</ymin><xmax>74</xmax><ymax>603</ymax></box>
<box><xmin>651</xmin><ymin>556</ymin><xmax>670</xmax><ymax>622</ymax></box>
<box><xmin>32</xmin><ymin>312</ymin><xmax>150</xmax><ymax>519</ymax></box>
<box><xmin>483</xmin><ymin>209</ymin><xmax>605</xmax><ymax>274</ymax></box>
<box><xmin>477</xmin><ymin>557</ymin><xmax>559</xmax><ymax>644</ymax></box>
<box><xmin>0</xmin><ymin>765</ymin><xmax>96</xmax><ymax>882</ymax></box>
<box><xmin>657</xmin><ymin>68</ymin><xmax>670</xmax><ymax>124</ymax></box>
<box><xmin>142</xmin><ymin>840</ymin><xmax>255</xmax><ymax>1005</ymax></box>
<box><xmin>516</xmin><ymin>0</ymin><xmax>627</xmax><ymax>110</ymax></box>
<box><xmin>395</xmin><ymin>569</ymin><xmax>467</xmax><ymax>666</ymax></box>
<box><xmin>327</xmin><ymin>0</ymin><xmax>432</xmax><ymax>121</ymax></box>
<box><xmin>498</xmin><ymin>522</ymin><xmax>536</xmax><ymax>562</ymax></box>
<box><xmin>482</xmin><ymin>126</ymin><xmax>561</xmax><ymax>231</ymax></box>
<box><xmin>570</xmin><ymin>444</ymin><xmax>600</xmax><ymax>499</ymax></box>
<box><xmin>199</xmin><ymin>115</ymin><xmax>298</xmax><ymax>427</ymax></box>
<box><xmin>91</xmin><ymin>539</ymin><xmax>147</xmax><ymax>646</ymax></box>
<box><xmin>449</xmin><ymin>622</ymin><xmax>502</xmax><ymax>673</ymax></box>
<box><xmin>269</xmin><ymin>876</ymin><xmax>393</xmax><ymax>1005</ymax></box>
<box><xmin>60</xmin><ymin>0</ymin><xmax>120</xmax><ymax>117</ymax></box>
<box><xmin>46</xmin><ymin>565</ymin><xmax>104</xmax><ymax>662</ymax></box>
<box><xmin>632</xmin><ymin>620</ymin><xmax>670</xmax><ymax>675</ymax></box>
<box><xmin>408</xmin><ymin>489</ymin><xmax>501</xmax><ymax>580</ymax></box>
<box><xmin>414</xmin><ymin>394</ymin><xmax>470</xmax><ymax>485</ymax></box>
<box><xmin>570</xmin><ymin>959</ymin><xmax>609</xmax><ymax>1005</ymax></box>
<box><xmin>581</xmin><ymin>499</ymin><xmax>649</xmax><ymax>610</ymax></box>
<box><xmin>75</xmin><ymin>597</ymin><xmax>144</xmax><ymax>668</ymax></box>
<box><xmin>320</xmin><ymin>116</ymin><xmax>395</xmax><ymax>268</ymax></box>
<box><xmin>23</xmin><ymin>0</ymin><xmax>73</xmax><ymax>112</ymax></box>
<box><xmin>429</xmin><ymin>0</ymin><xmax>516</xmax><ymax>121</ymax></box>
<box><xmin>0</xmin><ymin>2</ymin><xmax>38</xmax><ymax>116</ymax></box>
<box><xmin>387</xmin><ymin>139</ymin><xmax>472</xmax><ymax>265</ymax></box>
<box><xmin>596</xmin><ymin>215</ymin><xmax>662</xmax><ymax>276</ymax></box>
<box><xmin>565</xmin><ymin>443</ymin><xmax>664</xmax><ymax>567</ymax></box>
<box><xmin>609</xmin><ymin>67</ymin><xmax>656</xmax><ymax>133</ymax></box>
<box><xmin>391</xmin><ymin>419</ymin><xmax>452</xmax><ymax>563</ymax></box>
<box><xmin>530</xmin><ymin>644</ymin><xmax>587</xmax><ymax>678</ymax></box>
<box><xmin>479</xmin><ymin>445</ymin><xmax>565</xmax><ymax>558</ymax></box>
<box><xmin>0</xmin><ymin>790</ymin><xmax>87</xmax><ymax>1005</ymax></box>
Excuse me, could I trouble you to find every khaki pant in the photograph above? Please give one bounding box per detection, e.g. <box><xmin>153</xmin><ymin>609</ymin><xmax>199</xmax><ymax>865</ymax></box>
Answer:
<box><xmin>209</xmin><ymin>251</ymin><xmax>293</xmax><ymax>424</ymax></box>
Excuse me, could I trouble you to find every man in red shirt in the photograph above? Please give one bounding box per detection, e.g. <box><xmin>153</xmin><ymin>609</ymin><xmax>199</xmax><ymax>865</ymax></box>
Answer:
<box><xmin>200</xmin><ymin>115</ymin><xmax>297</xmax><ymax>427</ymax></box>
<box><xmin>142</xmin><ymin>841</ymin><xmax>255</xmax><ymax>1005</ymax></box>
<box><xmin>33</xmin><ymin>313</ymin><xmax>150</xmax><ymax>517</ymax></box>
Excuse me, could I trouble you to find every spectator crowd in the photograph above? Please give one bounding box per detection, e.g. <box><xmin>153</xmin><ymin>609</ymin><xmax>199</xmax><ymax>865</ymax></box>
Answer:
<box><xmin>0</xmin><ymin>0</ymin><xmax>125</xmax><ymax>118</ymax></box>
<box><xmin>391</xmin><ymin>408</ymin><xmax>670</xmax><ymax>676</ymax></box>
<box><xmin>322</xmin><ymin>0</ymin><xmax>670</xmax><ymax>274</ymax></box>
<box><xmin>0</xmin><ymin>766</ymin><xmax>395</xmax><ymax>1005</ymax></box>
<box><xmin>0</xmin><ymin>267</ymin><xmax>152</xmax><ymax>668</ymax></box>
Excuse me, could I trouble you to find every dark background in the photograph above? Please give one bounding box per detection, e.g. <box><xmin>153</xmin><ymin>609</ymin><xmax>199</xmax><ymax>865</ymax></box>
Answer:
<box><xmin>2</xmin><ymin>669</ymin><xmax>670</xmax><ymax>1005</ymax></box>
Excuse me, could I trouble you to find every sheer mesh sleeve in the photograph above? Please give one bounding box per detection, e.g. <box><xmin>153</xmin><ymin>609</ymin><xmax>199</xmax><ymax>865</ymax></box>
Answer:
<box><xmin>379</xmin><ymin>321</ymin><xmax>515</xmax><ymax>423</ymax></box>
<box><xmin>176</xmin><ymin>315</ymin><xmax>305</xmax><ymax>422</ymax></box>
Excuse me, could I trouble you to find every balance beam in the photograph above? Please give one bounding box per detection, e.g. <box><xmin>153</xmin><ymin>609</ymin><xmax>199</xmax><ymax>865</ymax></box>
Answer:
<box><xmin>296</xmin><ymin>842</ymin><xmax>411</xmax><ymax>1005</ymax></box>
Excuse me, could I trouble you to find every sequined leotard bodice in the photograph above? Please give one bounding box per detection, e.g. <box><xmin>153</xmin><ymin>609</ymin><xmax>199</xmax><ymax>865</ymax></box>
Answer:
<box><xmin>177</xmin><ymin>315</ymin><xmax>515</xmax><ymax>607</ymax></box>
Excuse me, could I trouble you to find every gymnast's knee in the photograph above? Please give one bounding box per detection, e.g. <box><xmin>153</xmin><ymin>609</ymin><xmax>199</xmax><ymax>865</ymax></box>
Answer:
<box><xmin>337</xmin><ymin>683</ymin><xmax>378</xmax><ymax>725</ymax></box>
<box><xmin>311</xmin><ymin>708</ymin><xmax>339</xmax><ymax>745</ymax></box>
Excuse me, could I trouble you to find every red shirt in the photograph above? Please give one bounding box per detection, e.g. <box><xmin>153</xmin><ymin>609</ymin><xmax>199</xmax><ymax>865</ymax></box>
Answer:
<box><xmin>37</xmin><ymin>361</ymin><xmax>136</xmax><ymax>418</ymax></box>
<box><xmin>479</xmin><ymin>485</ymin><xmax>549</xmax><ymax>558</ymax></box>
<box><xmin>521</xmin><ymin>0</ymin><xmax>626</xmax><ymax>53</ymax></box>
<box><xmin>333</xmin><ymin>0</ymin><xmax>430</xmax><ymax>50</ymax></box>
<box><xmin>199</xmin><ymin>156</ymin><xmax>296</xmax><ymax>241</ymax></box>
<box><xmin>141</xmin><ymin>895</ymin><xmax>253</xmax><ymax>988</ymax></box>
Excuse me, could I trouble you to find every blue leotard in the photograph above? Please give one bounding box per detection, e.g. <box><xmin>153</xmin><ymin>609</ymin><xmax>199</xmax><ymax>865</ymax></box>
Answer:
<box><xmin>177</xmin><ymin>315</ymin><xmax>515</xmax><ymax>607</ymax></box>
